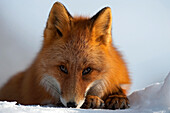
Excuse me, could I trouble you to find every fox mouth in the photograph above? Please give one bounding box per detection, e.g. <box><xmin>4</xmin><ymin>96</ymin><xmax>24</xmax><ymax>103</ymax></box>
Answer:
<box><xmin>60</xmin><ymin>96</ymin><xmax>85</xmax><ymax>108</ymax></box>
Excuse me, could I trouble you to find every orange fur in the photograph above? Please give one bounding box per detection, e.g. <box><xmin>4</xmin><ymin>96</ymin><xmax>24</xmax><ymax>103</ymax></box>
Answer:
<box><xmin>0</xmin><ymin>2</ymin><xmax>131</xmax><ymax>108</ymax></box>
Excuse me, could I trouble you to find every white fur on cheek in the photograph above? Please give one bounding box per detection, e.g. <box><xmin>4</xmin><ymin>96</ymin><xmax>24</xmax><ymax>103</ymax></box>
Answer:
<box><xmin>85</xmin><ymin>80</ymin><xmax>107</xmax><ymax>98</ymax></box>
<box><xmin>60</xmin><ymin>96</ymin><xmax>67</xmax><ymax>107</ymax></box>
<box><xmin>85</xmin><ymin>81</ymin><xmax>98</xmax><ymax>96</ymax></box>
<box><xmin>40</xmin><ymin>74</ymin><xmax>61</xmax><ymax>98</ymax></box>
<box><xmin>77</xmin><ymin>99</ymin><xmax>85</xmax><ymax>108</ymax></box>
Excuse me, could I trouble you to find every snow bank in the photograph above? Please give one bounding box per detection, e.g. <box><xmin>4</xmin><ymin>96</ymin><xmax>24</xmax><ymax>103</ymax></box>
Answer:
<box><xmin>129</xmin><ymin>72</ymin><xmax>170</xmax><ymax>112</ymax></box>
<box><xmin>0</xmin><ymin>73</ymin><xmax>169</xmax><ymax>113</ymax></box>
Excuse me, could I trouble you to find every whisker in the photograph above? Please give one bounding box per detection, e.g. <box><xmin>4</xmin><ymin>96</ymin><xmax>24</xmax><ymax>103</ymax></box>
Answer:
<box><xmin>45</xmin><ymin>79</ymin><xmax>61</xmax><ymax>95</ymax></box>
<box><xmin>40</xmin><ymin>75</ymin><xmax>61</xmax><ymax>96</ymax></box>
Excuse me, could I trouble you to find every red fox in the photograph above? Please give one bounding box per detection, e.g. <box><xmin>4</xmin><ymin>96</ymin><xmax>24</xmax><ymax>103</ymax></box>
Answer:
<box><xmin>0</xmin><ymin>2</ymin><xmax>131</xmax><ymax>109</ymax></box>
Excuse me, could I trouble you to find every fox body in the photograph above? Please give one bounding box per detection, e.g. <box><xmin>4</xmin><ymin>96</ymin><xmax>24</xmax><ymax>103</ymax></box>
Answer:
<box><xmin>0</xmin><ymin>2</ymin><xmax>131</xmax><ymax>109</ymax></box>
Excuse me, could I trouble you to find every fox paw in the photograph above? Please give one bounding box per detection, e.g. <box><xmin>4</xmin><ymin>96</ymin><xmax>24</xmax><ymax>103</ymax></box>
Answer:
<box><xmin>81</xmin><ymin>95</ymin><xmax>105</xmax><ymax>109</ymax></box>
<box><xmin>105</xmin><ymin>95</ymin><xmax>130</xmax><ymax>110</ymax></box>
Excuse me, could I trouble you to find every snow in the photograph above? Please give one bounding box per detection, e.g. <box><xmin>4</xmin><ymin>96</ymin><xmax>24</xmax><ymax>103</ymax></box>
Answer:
<box><xmin>129</xmin><ymin>73</ymin><xmax>170</xmax><ymax>112</ymax></box>
<box><xmin>0</xmin><ymin>73</ymin><xmax>169</xmax><ymax>113</ymax></box>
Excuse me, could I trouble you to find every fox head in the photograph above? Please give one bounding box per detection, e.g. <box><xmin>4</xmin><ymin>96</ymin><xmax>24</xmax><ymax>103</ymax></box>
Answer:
<box><xmin>39</xmin><ymin>2</ymin><xmax>113</xmax><ymax>108</ymax></box>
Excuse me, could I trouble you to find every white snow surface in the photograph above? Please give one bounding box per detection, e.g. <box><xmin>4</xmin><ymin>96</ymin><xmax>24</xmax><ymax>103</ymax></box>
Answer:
<box><xmin>0</xmin><ymin>73</ymin><xmax>170</xmax><ymax>113</ymax></box>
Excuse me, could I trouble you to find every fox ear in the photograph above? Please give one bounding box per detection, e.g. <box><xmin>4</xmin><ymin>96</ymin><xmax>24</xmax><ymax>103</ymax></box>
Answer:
<box><xmin>44</xmin><ymin>2</ymin><xmax>72</xmax><ymax>41</ymax></box>
<box><xmin>91</xmin><ymin>7</ymin><xmax>112</xmax><ymax>45</ymax></box>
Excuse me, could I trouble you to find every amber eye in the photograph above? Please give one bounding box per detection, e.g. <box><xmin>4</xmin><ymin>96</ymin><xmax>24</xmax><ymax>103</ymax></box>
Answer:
<box><xmin>82</xmin><ymin>67</ymin><xmax>92</xmax><ymax>75</ymax></box>
<box><xmin>59</xmin><ymin>65</ymin><xmax>68</xmax><ymax>74</ymax></box>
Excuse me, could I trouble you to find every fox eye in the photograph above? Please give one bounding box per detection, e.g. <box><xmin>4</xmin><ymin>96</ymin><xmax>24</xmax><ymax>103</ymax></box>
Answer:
<box><xmin>59</xmin><ymin>65</ymin><xmax>68</xmax><ymax>74</ymax></box>
<box><xmin>82</xmin><ymin>67</ymin><xmax>92</xmax><ymax>75</ymax></box>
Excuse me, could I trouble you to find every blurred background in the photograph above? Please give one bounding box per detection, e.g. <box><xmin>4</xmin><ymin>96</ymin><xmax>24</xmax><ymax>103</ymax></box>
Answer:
<box><xmin>0</xmin><ymin>0</ymin><xmax>170</xmax><ymax>93</ymax></box>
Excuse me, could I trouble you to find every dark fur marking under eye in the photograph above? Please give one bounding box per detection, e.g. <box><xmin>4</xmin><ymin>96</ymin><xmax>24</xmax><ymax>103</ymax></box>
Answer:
<box><xmin>56</xmin><ymin>28</ymin><xmax>63</xmax><ymax>37</ymax></box>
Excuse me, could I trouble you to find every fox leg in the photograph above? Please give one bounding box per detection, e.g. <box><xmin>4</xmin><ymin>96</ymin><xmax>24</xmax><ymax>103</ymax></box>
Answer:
<box><xmin>104</xmin><ymin>87</ymin><xmax>130</xmax><ymax>110</ymax></box>
<box><xmin>81</xmin><ymin>86</ymin><xmax>129</xmax><ymax>109</ymax></box>
<box><xmin>81</xmin><ymin>95</ymin><xmax>105</xmax><ymax>109</ymax></box>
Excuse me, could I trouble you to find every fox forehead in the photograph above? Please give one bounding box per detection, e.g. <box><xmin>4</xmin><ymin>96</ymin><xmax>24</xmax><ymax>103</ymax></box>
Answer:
<box><xmin>43</xmin><ymin>42</ymin><xmax>104</xmax><ymax>72</ymax></box>
<box><xmin>66</xmin><ymin>18</ymin><xmax>93</xmax><ymax>41</ymax></box>
<box><xmin>49</xmin><ymin>39</ymin><xmax>104</xmax><ymax>70</ymax></box>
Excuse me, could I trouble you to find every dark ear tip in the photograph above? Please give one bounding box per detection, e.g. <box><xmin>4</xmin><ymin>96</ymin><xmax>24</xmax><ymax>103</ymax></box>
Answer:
<box><xmin>102</xmin><ymin>7</ymin><xmax>112</xmax><ymax>13</ymax></box>
<box><xmin>91</xmin><ymin>6</ymin><xmax>112</xmax><ymax>22</ymax></box>
<box><xmin>52</xmin><ymin>2</ymin><xmax>66</xmax><ymax>10</ymax></box>
<box><xmin>103</xmin><ymin>7</ymin><xmax>111</xmax><ymax>10</ymax></box>
<box><xmin>51</xmin><ymin>2</ymin><xmax>73</xmax><ymax>19</ymax></box>
<box><xmin>51</xmin><ymin>2</ymin><xmax>63</xmax><ymax>12</ymax></box>
<box><xmin>53</xmin><ymin>2</ymin><xmax>64</xmax><ymax>6</ymax></box>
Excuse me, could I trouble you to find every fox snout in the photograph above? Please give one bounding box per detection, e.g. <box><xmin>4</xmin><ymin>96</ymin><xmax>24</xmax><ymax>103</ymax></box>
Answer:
<box><xmin>40</xmin><ymin>74</ymin><xmax>87</xmax><ymax>108</ymax></box>
<box><xmin>59</xmin><ymin>80</ymin><xmax>87</xmax><ymax>108</ymax></box>
<box><xmin>66</xmin><ymin>102</ymin><xmax>77</xmax><ymax>108</ymax></box>
<box><xmin>60</xmin><ymin>95</ymin><xmax>84</xmax><ymax>108</ymax></box>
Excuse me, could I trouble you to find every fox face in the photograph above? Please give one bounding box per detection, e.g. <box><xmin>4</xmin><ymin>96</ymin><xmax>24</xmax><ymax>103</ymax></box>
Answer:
<box><xmin>39</xmin><ymin>2</ymin><xmax>113</xmax><ymax>108</ymax></box>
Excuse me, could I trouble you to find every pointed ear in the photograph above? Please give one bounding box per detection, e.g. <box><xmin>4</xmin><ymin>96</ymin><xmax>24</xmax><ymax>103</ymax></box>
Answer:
<box><xmin>91</xmin><ymin>7</ymin><xmax>112</xmax><ymax>45</ymax></box>
<box><xmin>44</xmin><ymin>2</ymin><xmax>72</xmax><ymax>41</ymax></box>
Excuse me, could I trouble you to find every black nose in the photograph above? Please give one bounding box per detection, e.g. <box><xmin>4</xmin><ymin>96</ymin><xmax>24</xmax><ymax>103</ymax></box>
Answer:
<box><xmin>67</xmin><ymin>102</ymin><xmax>77</xmax><ymax>108</ymax></box>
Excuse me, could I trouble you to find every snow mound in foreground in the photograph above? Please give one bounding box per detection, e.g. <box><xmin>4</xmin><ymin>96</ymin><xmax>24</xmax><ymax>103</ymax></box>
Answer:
<box><xmin>129</xmin><ymin>72</ymin><xmax>170</xmax><ymax>112</ymax></box>
<box><xmin>0</xmin><ymin>73</ymin><xmax>170</xmax><ymax>113</ymax></box>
